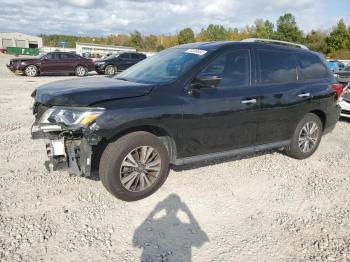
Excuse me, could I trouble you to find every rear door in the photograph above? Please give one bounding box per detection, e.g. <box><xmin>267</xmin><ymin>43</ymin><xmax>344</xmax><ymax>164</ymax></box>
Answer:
<box><xmin>118</xmin><ymin>53</ymin><xmax>132</xmax><ymax>70</ymax></box>
<box><xmin>60</xmin><ymin>53</ymin><xmax>79</xmax><ymax>72</ymax></box>
<box><xmin>254</xmin><ymin>49</ymin><xmax>315</xmax><ymax>144</ymax></box>
<box><xmin>130</xmin><ymin>53</ymin><xmax>142</xmax><ymax>66</ymax></box>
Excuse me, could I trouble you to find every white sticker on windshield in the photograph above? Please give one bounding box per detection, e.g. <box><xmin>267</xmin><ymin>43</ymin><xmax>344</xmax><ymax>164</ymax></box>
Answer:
<box><xmin>185</xmin><ymin>49</ymin><xmax>207</xmax><ymax>56</ymax></box>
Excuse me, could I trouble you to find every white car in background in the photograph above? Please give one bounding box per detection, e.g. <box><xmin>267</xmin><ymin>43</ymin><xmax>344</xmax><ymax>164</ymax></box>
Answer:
<box><xmin>334</xmin><ymin>66</ymin><xmax>350</xmax><ymax>118</ymax></box>
<box><xmin>339</xmin><ymin>84</ymin><xmax>350</xmax><ymax>118</ymax></box>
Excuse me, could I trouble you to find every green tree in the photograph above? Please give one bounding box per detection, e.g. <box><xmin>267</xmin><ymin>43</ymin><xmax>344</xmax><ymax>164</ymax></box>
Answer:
<box><xmin>305</xmin><ymin>30</ymin><xmax>328</xmax><ymax>53</ymax></box>
<box><xmin>275</xmin><ymin>13</ymin><xmax>303</xmax><ymax>42</ymax></box>
<box><xmin>254</xmin><ymin>19</ymin><xmax>274</xmax><ymax>39</ymax></box>
<box><xmin>198</xmin><ymin>24</ymin><xmax>228</xmax><ymax>41</ymax></box>
<box><xmin>130</xmin><ymin>31</ymin><xmax>143</xmax><ymax>49</ymax></box>
<box><xmin>156</xmin><ymin>44</ymin><xmax>165</xmax><ymax>52</ymax></box>
<box><xmin>144</xmin><ymin>34</ymin><xmax>158</xmax><ymax>51</ymax></box>
<box><xmin>326</xmin><ymin>18</ymin><xmax>349</xmax><ymax>53</ymax></box>
<box><xmin>178</xmin><ymin>28</ymin><xmax>195</xmax><ymax>44</ymax></box>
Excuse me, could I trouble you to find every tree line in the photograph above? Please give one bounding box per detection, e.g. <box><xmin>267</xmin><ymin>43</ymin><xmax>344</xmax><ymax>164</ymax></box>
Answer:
<box><xmin>40</xmin><ymin>13</ymin><xmax>350</xmax><ymax>58</ymax></box>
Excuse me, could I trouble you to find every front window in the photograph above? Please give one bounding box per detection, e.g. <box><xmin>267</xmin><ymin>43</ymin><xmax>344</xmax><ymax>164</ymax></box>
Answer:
<box><xmin>198</xmin><ymin>49</ymin><xmax>250</xmax><ymax>88</ymax></box>
<box><xmin>116</xmin><ymin>48</ymin><xmax>210</xmax><ymax>84</ymax></box>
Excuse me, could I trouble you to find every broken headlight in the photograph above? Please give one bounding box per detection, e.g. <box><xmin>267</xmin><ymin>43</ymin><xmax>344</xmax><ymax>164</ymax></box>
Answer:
<box><xmin>39</xmin><ymin>107</ymin><xmax>105</xmax><ymax>128</ymax></box>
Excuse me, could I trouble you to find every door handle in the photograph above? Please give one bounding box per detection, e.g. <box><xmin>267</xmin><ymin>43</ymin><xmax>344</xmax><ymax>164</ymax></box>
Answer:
<box><xmin>298</xmin><ymin>93</ymin><xmax>310</xmax><ymax>98</ymax></box>
<box><xmin>241</xmin><ymin>98</ymin><xmax>257</xmax><ymax>104</ymax></box>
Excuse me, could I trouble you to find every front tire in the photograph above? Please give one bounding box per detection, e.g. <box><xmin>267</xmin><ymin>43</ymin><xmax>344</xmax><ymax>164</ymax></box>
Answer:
<box><xmin>99</xmin><ymin>131</ymin><xmax>170</xmax><ymax>201</ymax></box>
<box><xmin>104</xmin><ymin>65</ymin><xmax>116</xmax><ymax>75</ymax></box>
<box><xmin>285</xmin><ymin>113</ymin><xmax>323</xmax><ymax>159</ymax></box>
<box><xmin>75</xmin><ymin>65</ymin><xmax>87</xmax><ymax>77</ymax></box>
<box><xmin>24</xmin><ymin>65</ymin><xmax>38</xmax><ymax>77</ymax></box>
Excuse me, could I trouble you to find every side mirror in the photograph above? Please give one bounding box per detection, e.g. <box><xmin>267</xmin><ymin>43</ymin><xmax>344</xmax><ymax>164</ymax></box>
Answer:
<box><xmin>192</xmin><ymin>75</ymin><xmax>222</xmax><ymax>89</ymax></box>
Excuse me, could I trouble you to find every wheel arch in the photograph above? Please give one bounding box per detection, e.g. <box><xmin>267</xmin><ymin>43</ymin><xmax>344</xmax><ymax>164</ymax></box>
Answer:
<box><xmin>97</xmin><ymin>125</ymin><xmax>178</xmax><ymax>164</ymax></box>
<box><xmin>309</xmin><ymin>109</ymin><xmax>326</xmax><ymax>130</ymax></box>
<box><xmin>75</xmin><ymin>64</ymin><xmax>87</xmax><ymax>70</ymax></box>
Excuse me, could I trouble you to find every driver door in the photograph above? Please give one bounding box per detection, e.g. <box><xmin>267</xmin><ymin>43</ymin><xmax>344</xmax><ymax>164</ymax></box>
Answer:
<box><xmin>40</xmin><ymin>53</ymin><xmax>60</xmax><ymax>73</ymax></box>
<box><xmin>181</xmin><ymin>49</ymin><xmax>260</xmax><ymax>158</ymax></box>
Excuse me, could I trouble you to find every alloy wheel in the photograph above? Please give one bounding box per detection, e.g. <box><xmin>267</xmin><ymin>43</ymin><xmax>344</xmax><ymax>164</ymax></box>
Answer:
<box><xmin>298</xmin><ymin>121</ymin><xmax>319</xmax><ymax>153</ymax></box>
<box><xmin>75</xmin><ymin>66</ymin><xmax>86</xmax><ymax>76</ymax></box>
<box><xmin>105</xmin><ymin>65</ymin><xmax>115</xmax><ymax>75</ymax></box>
<box><xmin>120</xmin><ymin>146</ymin><xmax>161</xmax><ymax>192</ymax></box>
<box><xmin>25</xmin><ymin>66</ymin><xmax>37</xmax><ymax>77</ymax></box>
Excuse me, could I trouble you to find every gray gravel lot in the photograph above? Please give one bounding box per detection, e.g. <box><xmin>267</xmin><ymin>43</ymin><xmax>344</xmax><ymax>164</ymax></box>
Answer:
<box><xmin>0</xmin><ymin>54</ymin><xmax>350</xmax><ymax>262</ymax></box>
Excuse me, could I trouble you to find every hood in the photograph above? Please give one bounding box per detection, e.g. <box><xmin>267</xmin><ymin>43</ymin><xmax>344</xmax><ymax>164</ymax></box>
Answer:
<box><xmin>11</xmin><ymin>58</ymin><xmax>38</xmax><ymax>63</ymax></box>
<box><xmin>34</xmin><ymin>77</ymin><xmax>154</xmax><ymax>106</ymax></box>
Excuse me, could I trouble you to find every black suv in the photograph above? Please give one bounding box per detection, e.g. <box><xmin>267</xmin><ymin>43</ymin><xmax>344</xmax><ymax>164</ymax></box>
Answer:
<box><xmin>94</xmin><ymin>52</ymin><xmax>147</xmax><ymax>75</ymax></box>
<box><xmin>31</xmin><ymin>40</ymin><xmax>342</xmax><ymax>201</ymax></box>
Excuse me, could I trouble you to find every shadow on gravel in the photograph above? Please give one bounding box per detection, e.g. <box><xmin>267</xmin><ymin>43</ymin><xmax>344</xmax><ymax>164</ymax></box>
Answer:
<box><xmin>133</xmin><ymin>194</ymin><xmax>208</xmax><ymax>262</ymax></box>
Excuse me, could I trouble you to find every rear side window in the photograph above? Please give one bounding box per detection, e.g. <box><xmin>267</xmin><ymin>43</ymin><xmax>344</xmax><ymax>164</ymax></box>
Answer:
<box><xmin>62</xmin><ymin>53</ymin><xmax>78</xmax><ymax>59</ymax></box>
<box><xmin>131</xmin><ymin>53</ymin><xmax>139</xmax><ymax>59</ymax></box>
<box><xmin>296</xmin><ymin>53</ymin><xmax>328</xmax><ymax>80</ymax></box>
<box><xmin>257</xmin><ymin>49</ymin><xmax>297</xmax><ymax>84</ymax></box>
<box><xmin>120</xmin><ymin>53</ymin><xmax>130</xmax><ymax>59</ymax></box>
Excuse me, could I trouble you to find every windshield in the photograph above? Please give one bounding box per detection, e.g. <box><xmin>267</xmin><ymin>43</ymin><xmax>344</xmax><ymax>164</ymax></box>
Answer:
<box><xmin>37</xmin><ymin>53</ymin><xmax>46</xmax><ymax>59</ymax></box>
<box><xmin>107</xmin><ymin>53</ymin><xmax>120</xmax><ymax>58</ymax></box>
<box><xmin>116</xmin><ymin>48</ymin><xmax>209</xmax><ymax>84</ymax></box>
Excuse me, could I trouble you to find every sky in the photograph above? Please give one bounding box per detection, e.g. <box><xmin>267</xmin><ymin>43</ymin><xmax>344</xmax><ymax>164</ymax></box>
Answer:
<box><xmin>0</xmin><ymin>0</ymin><xmax>349</xmax><ymax>36</ymax></box>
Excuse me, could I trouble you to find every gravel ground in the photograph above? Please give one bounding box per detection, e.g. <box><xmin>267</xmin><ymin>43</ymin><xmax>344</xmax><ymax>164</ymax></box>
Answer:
<box><xmin>0</xmin><ymin>54</ymin><xmax>350</xmax><ymax>262</ymax></box>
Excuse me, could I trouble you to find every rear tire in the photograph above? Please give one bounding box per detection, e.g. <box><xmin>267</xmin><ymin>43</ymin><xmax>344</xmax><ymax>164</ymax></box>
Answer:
<box><xmin>75</xmin><ymin>65</ymin><xmax>87</xmax><ymax>77</ymax></box>
<box><xmin>24</xmin><ymin>65</ymin><xmax>38</xmax><ymax>77</ymax></box>
<box><xmin>99</xmin><ymin>131</ymin><xmax>170</xmax><ymax>201</ymax></box>
<box><xmin>284</xmin><ymin>113</ymin><xmax>323</xmax><ymax>159</ymax></box>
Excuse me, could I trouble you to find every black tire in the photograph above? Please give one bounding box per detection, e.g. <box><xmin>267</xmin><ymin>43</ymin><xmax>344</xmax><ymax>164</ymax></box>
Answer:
<box><xmin>75</xmin><ymin>65</ymin><xmax>87</xmax><ymax>77</ymax></box>
<box><xmin>24</xmin><ymin>65</ymin><xmax>38</xmax><ymax>77</ymax></box>
<box><xmin>104</xmin><ymin>65</ymin><xmax>116</xmax><ymax>75</ymax></box>
<box><xmin>99</xmin><ymin>131</ymin><xmax>170</xmax><ymax>201</ymax></box>
<box><xmin>284</xmin><ymin>113</ymin><xmax>323</xmax><ymax>159</ymax></box>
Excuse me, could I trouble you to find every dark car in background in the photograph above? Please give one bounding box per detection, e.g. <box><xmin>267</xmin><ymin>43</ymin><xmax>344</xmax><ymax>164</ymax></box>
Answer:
<box><xmin>7</xmin><ymin>52</ymin><xmax>95</xmax><ymax>77</ymax></box>
<box><xmin>94</xmin><ymin>52</ymin><xmax>147</xmax><ymax>75</ymax></box>
<box><xmin>31</xmin><ymin>39</ymin><xmax>341</xmax><ymax>201</ymax></box>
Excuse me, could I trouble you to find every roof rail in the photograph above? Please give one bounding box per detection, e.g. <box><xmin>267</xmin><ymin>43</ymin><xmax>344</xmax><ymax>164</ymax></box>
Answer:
<box><xmin>242</xmin><ymin>38</ymin><xmax>308</xmax><ymax>50</ymax></box>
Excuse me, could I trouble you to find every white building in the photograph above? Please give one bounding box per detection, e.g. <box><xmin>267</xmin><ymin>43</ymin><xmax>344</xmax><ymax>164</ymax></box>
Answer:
<box><xmin>76</xmin><ymin>42</ymin><xmax>136</xmax><ymax>57</ymax></box>
<box><xmin>0</xmin><ymin>32</ymin><xmax>43</xmax><ymax>49</ymax></box>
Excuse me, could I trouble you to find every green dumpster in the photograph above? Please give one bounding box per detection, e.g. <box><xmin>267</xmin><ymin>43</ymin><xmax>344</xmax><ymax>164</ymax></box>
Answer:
<box><xmin>6</xmin><ymin>47</ymin><xmax>39</xmax><ymax>56</ymax></box>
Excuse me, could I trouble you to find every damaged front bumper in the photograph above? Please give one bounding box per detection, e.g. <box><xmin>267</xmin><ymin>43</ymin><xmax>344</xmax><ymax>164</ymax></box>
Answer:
<box><xmin>31</xmin><ymin>124</ymin><xmax>95</xmax><ymax>177</ymax></box>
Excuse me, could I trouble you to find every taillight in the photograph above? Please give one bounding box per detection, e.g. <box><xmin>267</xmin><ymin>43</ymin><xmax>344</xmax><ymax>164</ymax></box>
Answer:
<box><xmin>331</xmin><ymin>83</ymin><xmax>343</xmax><ymax>99</ymax></box>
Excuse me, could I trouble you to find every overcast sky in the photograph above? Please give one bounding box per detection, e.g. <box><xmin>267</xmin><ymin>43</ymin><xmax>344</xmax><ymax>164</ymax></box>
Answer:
<box><xmin>0</xmin><ymin>0</ymin><xmax>349</xmax><ymax>36</ymax></box>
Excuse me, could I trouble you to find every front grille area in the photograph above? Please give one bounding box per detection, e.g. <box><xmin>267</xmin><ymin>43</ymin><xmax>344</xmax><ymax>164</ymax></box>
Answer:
<box><xmin>342</xmin><ymin>109</ymin><xmax>350</xmax><ymax>115</ymax></box>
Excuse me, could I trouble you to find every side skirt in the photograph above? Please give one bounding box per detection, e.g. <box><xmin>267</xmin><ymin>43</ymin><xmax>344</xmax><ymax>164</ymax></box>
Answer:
<box><xmin>174</xmin><ymin>140</ymin><xmax>291</xmax><ymax>166</ymax></box>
